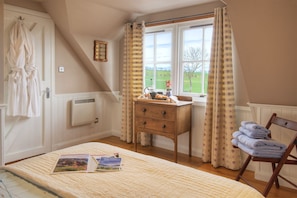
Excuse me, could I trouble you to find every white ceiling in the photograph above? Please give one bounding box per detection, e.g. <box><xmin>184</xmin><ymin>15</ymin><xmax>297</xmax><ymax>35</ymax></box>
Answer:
<box><xmin>88</xmin><ymin>0</ymin><xmax>218</xmax><ymax>15</ymax></box>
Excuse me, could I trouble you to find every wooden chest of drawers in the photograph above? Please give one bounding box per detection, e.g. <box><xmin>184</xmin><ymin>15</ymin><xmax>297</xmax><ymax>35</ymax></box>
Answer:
<box><xmin>134</xmin><ymin>99</ymin><xmax>192</xmax><ymax>162</ymax></box>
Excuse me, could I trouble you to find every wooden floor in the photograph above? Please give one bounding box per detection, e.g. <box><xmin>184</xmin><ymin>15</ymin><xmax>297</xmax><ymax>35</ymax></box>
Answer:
<box><xmin>95</xmin><ymin>136</ymin><xmax>297</xmax><ymax>198</ymax></box>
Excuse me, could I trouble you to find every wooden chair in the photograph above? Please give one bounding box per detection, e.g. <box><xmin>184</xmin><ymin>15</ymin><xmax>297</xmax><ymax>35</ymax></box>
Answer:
<box><xmin>235</xmin><ymin>113</ymin><xmax>297</xmax><ymax>197</ymax></box>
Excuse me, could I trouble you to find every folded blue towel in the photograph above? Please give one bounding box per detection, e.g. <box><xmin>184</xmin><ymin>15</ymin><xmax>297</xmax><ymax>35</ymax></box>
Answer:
<box><xmin>236</xmin><ymin>132</ymin><xmax>286</xmax><ymax>150</ymax></box>
<box><xmin>241</xmin><ymin>121</ymin><xmax>270</xmax><ymax>134</ymax></box>
<box><xmin>231</xmin><ymin>138</ymin><xmax>239</xmax><ymax>147</ymax></box>
<box><xmin>232</xmin><ymin>131</ymin><xmax>242</xmax><ymax>139</ymax></box>
<box><xmin>239</xmin><ymin>126</ymin><xmax>270</xmax><ymax>139</ymax></box>
<box><xmin>237</xmin><ymin>142</ymin><xmax>286</xmax><ymax>158</ymax></box>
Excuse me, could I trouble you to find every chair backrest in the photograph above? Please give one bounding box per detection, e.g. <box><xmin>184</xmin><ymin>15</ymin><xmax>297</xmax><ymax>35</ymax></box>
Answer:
<box><xmin>265</xmin><ymin>113</ymin><xmax>297</xmax><ymax>139</ymax></box>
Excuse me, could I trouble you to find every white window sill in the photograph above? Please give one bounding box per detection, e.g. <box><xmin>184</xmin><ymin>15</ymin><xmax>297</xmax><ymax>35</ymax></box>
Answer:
<box><xmin>192</xmin><ymin>96</ymin><xmax>207</xmax><ymax>107</ymax></box>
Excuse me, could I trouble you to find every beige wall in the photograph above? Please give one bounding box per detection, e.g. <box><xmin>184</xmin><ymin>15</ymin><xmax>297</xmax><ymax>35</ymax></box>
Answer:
<box><xmin>226</xmin><ymin>0</ymin><xmax>297</xmax><ymax>106</ymax></box>
<box><xmin>233</xmin><ymin>39</ymin><xmax>250</xmax><ymax>106</ymax></box>
<box><xmin>55</xmin><ymin>28</ymin><xmax>101</xmax><ymax>94</ymax></box>
<box><xmin>2</xmin><ymin>0</ymin><xmax>102</xmax><ymax>95</ymax></box>
<box><xmin>0</xmin><ymin>0</ymin><xmax>4</xmax><ymax>104</ymax></box>
<box><xmin>4</xmin><ymin>0</ymin><xmax>45</xmax><ymax>12</ymax></box>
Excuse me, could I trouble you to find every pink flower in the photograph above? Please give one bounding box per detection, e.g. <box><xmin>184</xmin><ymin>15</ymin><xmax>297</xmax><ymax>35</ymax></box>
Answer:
<box><xmin>166</xmin><ymin>80</ymin><xmax>171</xmax><ymax>88</ymax></box>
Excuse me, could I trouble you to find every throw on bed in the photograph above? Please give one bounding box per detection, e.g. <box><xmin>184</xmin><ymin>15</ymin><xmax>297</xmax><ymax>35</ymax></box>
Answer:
<box><xmin>2</xmin><ymin>142</ymin><xmax>264</xmax><ymax>198</ymax></box>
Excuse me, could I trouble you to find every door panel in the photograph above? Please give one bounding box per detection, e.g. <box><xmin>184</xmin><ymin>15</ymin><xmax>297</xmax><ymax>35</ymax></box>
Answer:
<box><xmin>4</xmin><ymin>5</ymin><xmax>54</xmax><ymax>163</ymax></box>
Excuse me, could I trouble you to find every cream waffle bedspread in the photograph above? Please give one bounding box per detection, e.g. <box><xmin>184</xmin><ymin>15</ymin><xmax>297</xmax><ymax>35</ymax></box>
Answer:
<box><xmin>3</xmin><ymin>142</ymin><xmax>263</xmax><ymax>198</ymax></box>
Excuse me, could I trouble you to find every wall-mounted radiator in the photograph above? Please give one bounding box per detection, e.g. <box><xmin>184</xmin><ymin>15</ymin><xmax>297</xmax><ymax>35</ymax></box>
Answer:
<box><xmin>71</xmin><ymin>98</ymin><xmax>96</xmax><ymax>127</ymax></box>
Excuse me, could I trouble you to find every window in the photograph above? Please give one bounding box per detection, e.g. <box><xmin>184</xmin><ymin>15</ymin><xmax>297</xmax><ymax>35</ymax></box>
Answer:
<box><xmin>144</xmin><ymin>28</ymin><xmax>173</xmax><ymax>91</ymax></box>
<box><xmin>143</xmin><ymin>18</ymin><xmax>213</xmax><ymax>99</ymax></box>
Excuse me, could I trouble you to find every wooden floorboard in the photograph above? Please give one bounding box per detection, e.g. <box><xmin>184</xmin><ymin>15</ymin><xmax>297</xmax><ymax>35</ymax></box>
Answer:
<box><xmin>94</xmin><ymin>136</ymin><xmax>297</xmax><ymax>198</ymax></box>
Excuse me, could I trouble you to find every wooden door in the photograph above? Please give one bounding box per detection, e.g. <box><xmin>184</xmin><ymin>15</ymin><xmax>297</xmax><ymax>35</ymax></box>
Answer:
<box><xmin>3</xmin><ymin>5</ymin><xmax>54</xmax><ymax>163</ymax></box>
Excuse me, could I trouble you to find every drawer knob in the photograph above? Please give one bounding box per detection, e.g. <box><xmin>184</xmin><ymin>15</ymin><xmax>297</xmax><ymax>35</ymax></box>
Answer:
<box><xmin>162</xmin><ymin>124</ymin><xmax>166</xmax><ymax>128</ymax></box>
<box><xmin>162</xmin><ymin>111</ymin><xmax>167</xmax><ymax>115</ymax></box>
<box><xmin>142</xmin><ymin>108</ymin><xmax>147</xmax><ymax>113</ymax></box>
<box><xmin>143</xmin><ymin>121</ymin><xmax>147</xmax><ymax>125</ymax></box>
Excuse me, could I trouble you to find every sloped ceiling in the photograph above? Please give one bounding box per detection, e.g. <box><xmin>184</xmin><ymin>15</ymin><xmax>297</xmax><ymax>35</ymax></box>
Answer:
<box><xmin>41</xmin><ymin>0</ymin><xmax>218</xmax><ymax>39</ymax></box>
<box><xmin>68</xmin><ymin>0</ymin><xmax>218</xmax><ymax>39</ymax></box>
<box><xmin>37</xmin><ymin>0</ymin><xmax>218</xmax><ymax>99</ymax></box>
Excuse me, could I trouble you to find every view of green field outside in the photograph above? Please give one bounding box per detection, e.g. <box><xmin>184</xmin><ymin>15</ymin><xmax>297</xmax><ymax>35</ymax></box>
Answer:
<box><xmin>144</xmin><ymin>23</ymin><xmax>212</xmax><ymax>96</ymax></box>
<box><xmin>145</xmin><ymin>69</ymin><xmax>208</xmax><ymax>94</ymax></box>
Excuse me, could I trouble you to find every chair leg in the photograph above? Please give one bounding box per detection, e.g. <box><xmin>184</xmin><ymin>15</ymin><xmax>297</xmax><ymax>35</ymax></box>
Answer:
<box><xmin>236</xmin><ymin>155</ymin><xmax>252</xmax><ymax>181</ymax></box>
<box><xmin>271</xmin><ymin>163</ymin><xmax>280</xmax><ymax>188</ymax></box>
<box><xmin>263</xmin><ymin>163</ymin><xmax>284</xmax><ymax>197</ymax></box>
<box><xmin>263</xmin><ymin>148</ymin><xmax>293</xmax><ymax>197</ymax></box>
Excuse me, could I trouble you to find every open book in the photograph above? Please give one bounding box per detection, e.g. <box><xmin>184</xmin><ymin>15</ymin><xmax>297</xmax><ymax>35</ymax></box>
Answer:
<box><xmin>93</xmin><ymin>155</ymin><xmax>122</xmax><ymax>171</ymax></box>
<box><xmin>52</xmin><ymin>154</ymin><xmax>98</xmax><ymax>173</ymax></box>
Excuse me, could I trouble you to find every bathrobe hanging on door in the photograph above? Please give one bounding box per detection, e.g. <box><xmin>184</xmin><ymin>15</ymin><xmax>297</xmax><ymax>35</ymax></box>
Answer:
<box><xmin>6</xmin><ymin>19</ymin><xmax>41</xmax><ymax>117</ymax></box>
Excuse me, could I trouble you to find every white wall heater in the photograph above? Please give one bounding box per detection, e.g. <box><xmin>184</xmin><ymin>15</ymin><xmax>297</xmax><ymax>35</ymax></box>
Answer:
<box><xmin>71</xmin><ymin>98</ymin><xmax>96</xmax><ymax>127</ymax></box>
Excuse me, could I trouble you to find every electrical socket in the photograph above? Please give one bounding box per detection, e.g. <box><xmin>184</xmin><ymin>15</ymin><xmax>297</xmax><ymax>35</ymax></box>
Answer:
<box><xmin>58</xmin><ymin>66</ymin><xmax>64</xmax><ymax>73</ymax></box>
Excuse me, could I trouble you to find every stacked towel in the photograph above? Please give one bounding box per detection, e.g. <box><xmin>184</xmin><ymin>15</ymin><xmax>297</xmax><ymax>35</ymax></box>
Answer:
<box><xmin>232</xmin><ymin>121</ymin><xmax>287</xmax><ymax>158</ymax></box>
<box><xmin>237</xmin><ymin>142</ymin><xmax>286</xmax><ymax>158</ymax></box>
<box><xmin>240</xmin><ymin>121</ymin><xmax>271</xmax><ymax>139</ymax></box>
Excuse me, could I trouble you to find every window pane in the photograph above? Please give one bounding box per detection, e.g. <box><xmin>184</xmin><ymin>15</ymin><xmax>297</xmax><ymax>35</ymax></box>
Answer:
<box><xmin>144</xmin><ymin>30</ymin><xmax>172</xmax><ymax>90</ymax></box>
<box><xmin>183</xmin><ymin>62</ymin><xmax>203</xmax><ymax>93</ymax></box>
<box><xmin>144</xmin><ymin>34</ymin><xmax>154</xmax><ymax>62</ymax></box>
<box><xmin>181</xmin><ymin>25</ymin><xmax>213</xmax><ymax>95</ymax></box>
<box><xmin>183</xmin><ymin>29</ymin><xmax>203</xmax><ymax>61</ymax></box>
<box><xmin>204</xmin><ymin>61</ymin><xmax>210</xmax><ymax>73</ymax></box>
<box><xmin>144</xmin><ymin>63</ymin><xmax>154</xmax><ymax>87</ymax></box>
<box><xmin>156</xmin><ymin>64</ymin><xmax>171</xmax><ymax>90</ymax></box>
<box><xmin>156</xmin><ymin>32</ymin><xmax>172</xmax><ymax>62</ymax></box>
<box><xmin>203</xmin><ymin>27</ymin><xmax>213</xmax><ymax>60</ymax></box>
<box><xmin>203</xmin><ymin>61</ymin><xmax>210</xmax><ymax>94</ymax></box>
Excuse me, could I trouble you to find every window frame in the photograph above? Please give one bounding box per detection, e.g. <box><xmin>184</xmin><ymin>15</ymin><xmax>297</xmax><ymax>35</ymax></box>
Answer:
<box><xmin>143</xmin><ymin>17</ymin><xmax>214</xmax><ymax>100</ymax></box>
<box><xmin>143</xmin><ymin>26</ymin><xmax>175</xmax><ymax>92</ymax></box>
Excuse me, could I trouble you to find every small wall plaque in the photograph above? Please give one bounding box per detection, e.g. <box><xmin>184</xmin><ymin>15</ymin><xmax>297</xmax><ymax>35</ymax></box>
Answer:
<box><xmin>94</xmin><ymin>40</ymin><xmax>107</xmax><ymax>62</ymax></box>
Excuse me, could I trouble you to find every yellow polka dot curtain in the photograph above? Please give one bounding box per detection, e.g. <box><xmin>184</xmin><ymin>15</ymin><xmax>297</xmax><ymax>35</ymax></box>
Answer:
<box><xmin>121</xmin><ymin>22</ymin><xmax>150</xmax><ymax>145</ymax></box>
<box><xmin>202</xmin><ymin>7</ymin><xmax>241</xmax><ymax>170</ymax></box>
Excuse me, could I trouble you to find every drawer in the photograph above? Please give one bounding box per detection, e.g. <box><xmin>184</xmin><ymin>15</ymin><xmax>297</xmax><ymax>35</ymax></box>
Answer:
<box><xmin>135</xmin><ymin>118</ymin><xmax>175</xmax><ymax>134</ymax></box>
<box><xmin>135</xmin><ymin>103</ymin><xmax>176</xmax><ymax>121</ymax></box>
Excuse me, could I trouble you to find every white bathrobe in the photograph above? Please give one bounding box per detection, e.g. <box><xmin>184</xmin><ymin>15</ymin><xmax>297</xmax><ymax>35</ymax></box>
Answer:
<box><xmin>6</xmin><ymin>20</ymin><xmax>40</xmax><ymax>117</ymax></box>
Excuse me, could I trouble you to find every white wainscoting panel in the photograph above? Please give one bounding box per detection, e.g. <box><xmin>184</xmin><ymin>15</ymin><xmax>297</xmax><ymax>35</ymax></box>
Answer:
<box><xmin>249</xmin><ymin>103</ymin><xmax>297</xmax><ymax>188</ymax></box>
<box><xmin>51</xmin><ymin>92</ymin><xmax>115</xmax><ymax>150</ymax></box>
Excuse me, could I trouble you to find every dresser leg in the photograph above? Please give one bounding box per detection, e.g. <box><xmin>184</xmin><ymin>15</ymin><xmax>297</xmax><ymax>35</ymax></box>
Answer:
<box><xmin>189</xmin><ymin>130</ymin><xmax>192</xmax><ymax>157</ymax></box>
<box><xmin>150</xmin><ymin>134</ymin><xmax>153</xmax><ymax>146</ymax></box>
<box><xmin>134</xmin><ymin>132</ymin><xmax>137</xmax><ymax>152</ymax></box>
<box><xmin>174</xmin><ymin>138</ymin><xmax>178</xmax><ymax>163</ymax></box>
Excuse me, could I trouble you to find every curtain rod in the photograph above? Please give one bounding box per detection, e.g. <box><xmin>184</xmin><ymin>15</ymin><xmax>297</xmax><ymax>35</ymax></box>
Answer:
<box><xmin>144</xmin><ymin>12</ymin><xmax>214</xmax><ymax>27</ymax></box>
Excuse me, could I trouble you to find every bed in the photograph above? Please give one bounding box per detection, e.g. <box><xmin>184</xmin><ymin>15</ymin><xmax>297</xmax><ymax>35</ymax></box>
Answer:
<box><xmin>1</xmin><ymin>142</ymin><xmax>264</xmax><ymax>198</ymax></box>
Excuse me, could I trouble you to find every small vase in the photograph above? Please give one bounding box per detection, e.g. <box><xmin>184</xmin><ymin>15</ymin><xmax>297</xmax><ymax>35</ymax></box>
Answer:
<box><xmin>166</xmin><ymin>88</ymin><xmax>172</xmax><ymax>97</ymax></box>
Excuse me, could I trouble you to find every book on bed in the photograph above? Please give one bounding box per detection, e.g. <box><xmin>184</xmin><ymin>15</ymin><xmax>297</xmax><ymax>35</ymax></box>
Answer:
<box><xmin>52</xmin><ymin>154</ymin><xmax>98</xmax><ymax>173</ymax></box>
<box><xmin>93</xmin><ymin>155</ymin><xmax>122</xmax><ymax>171</ymax></box>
